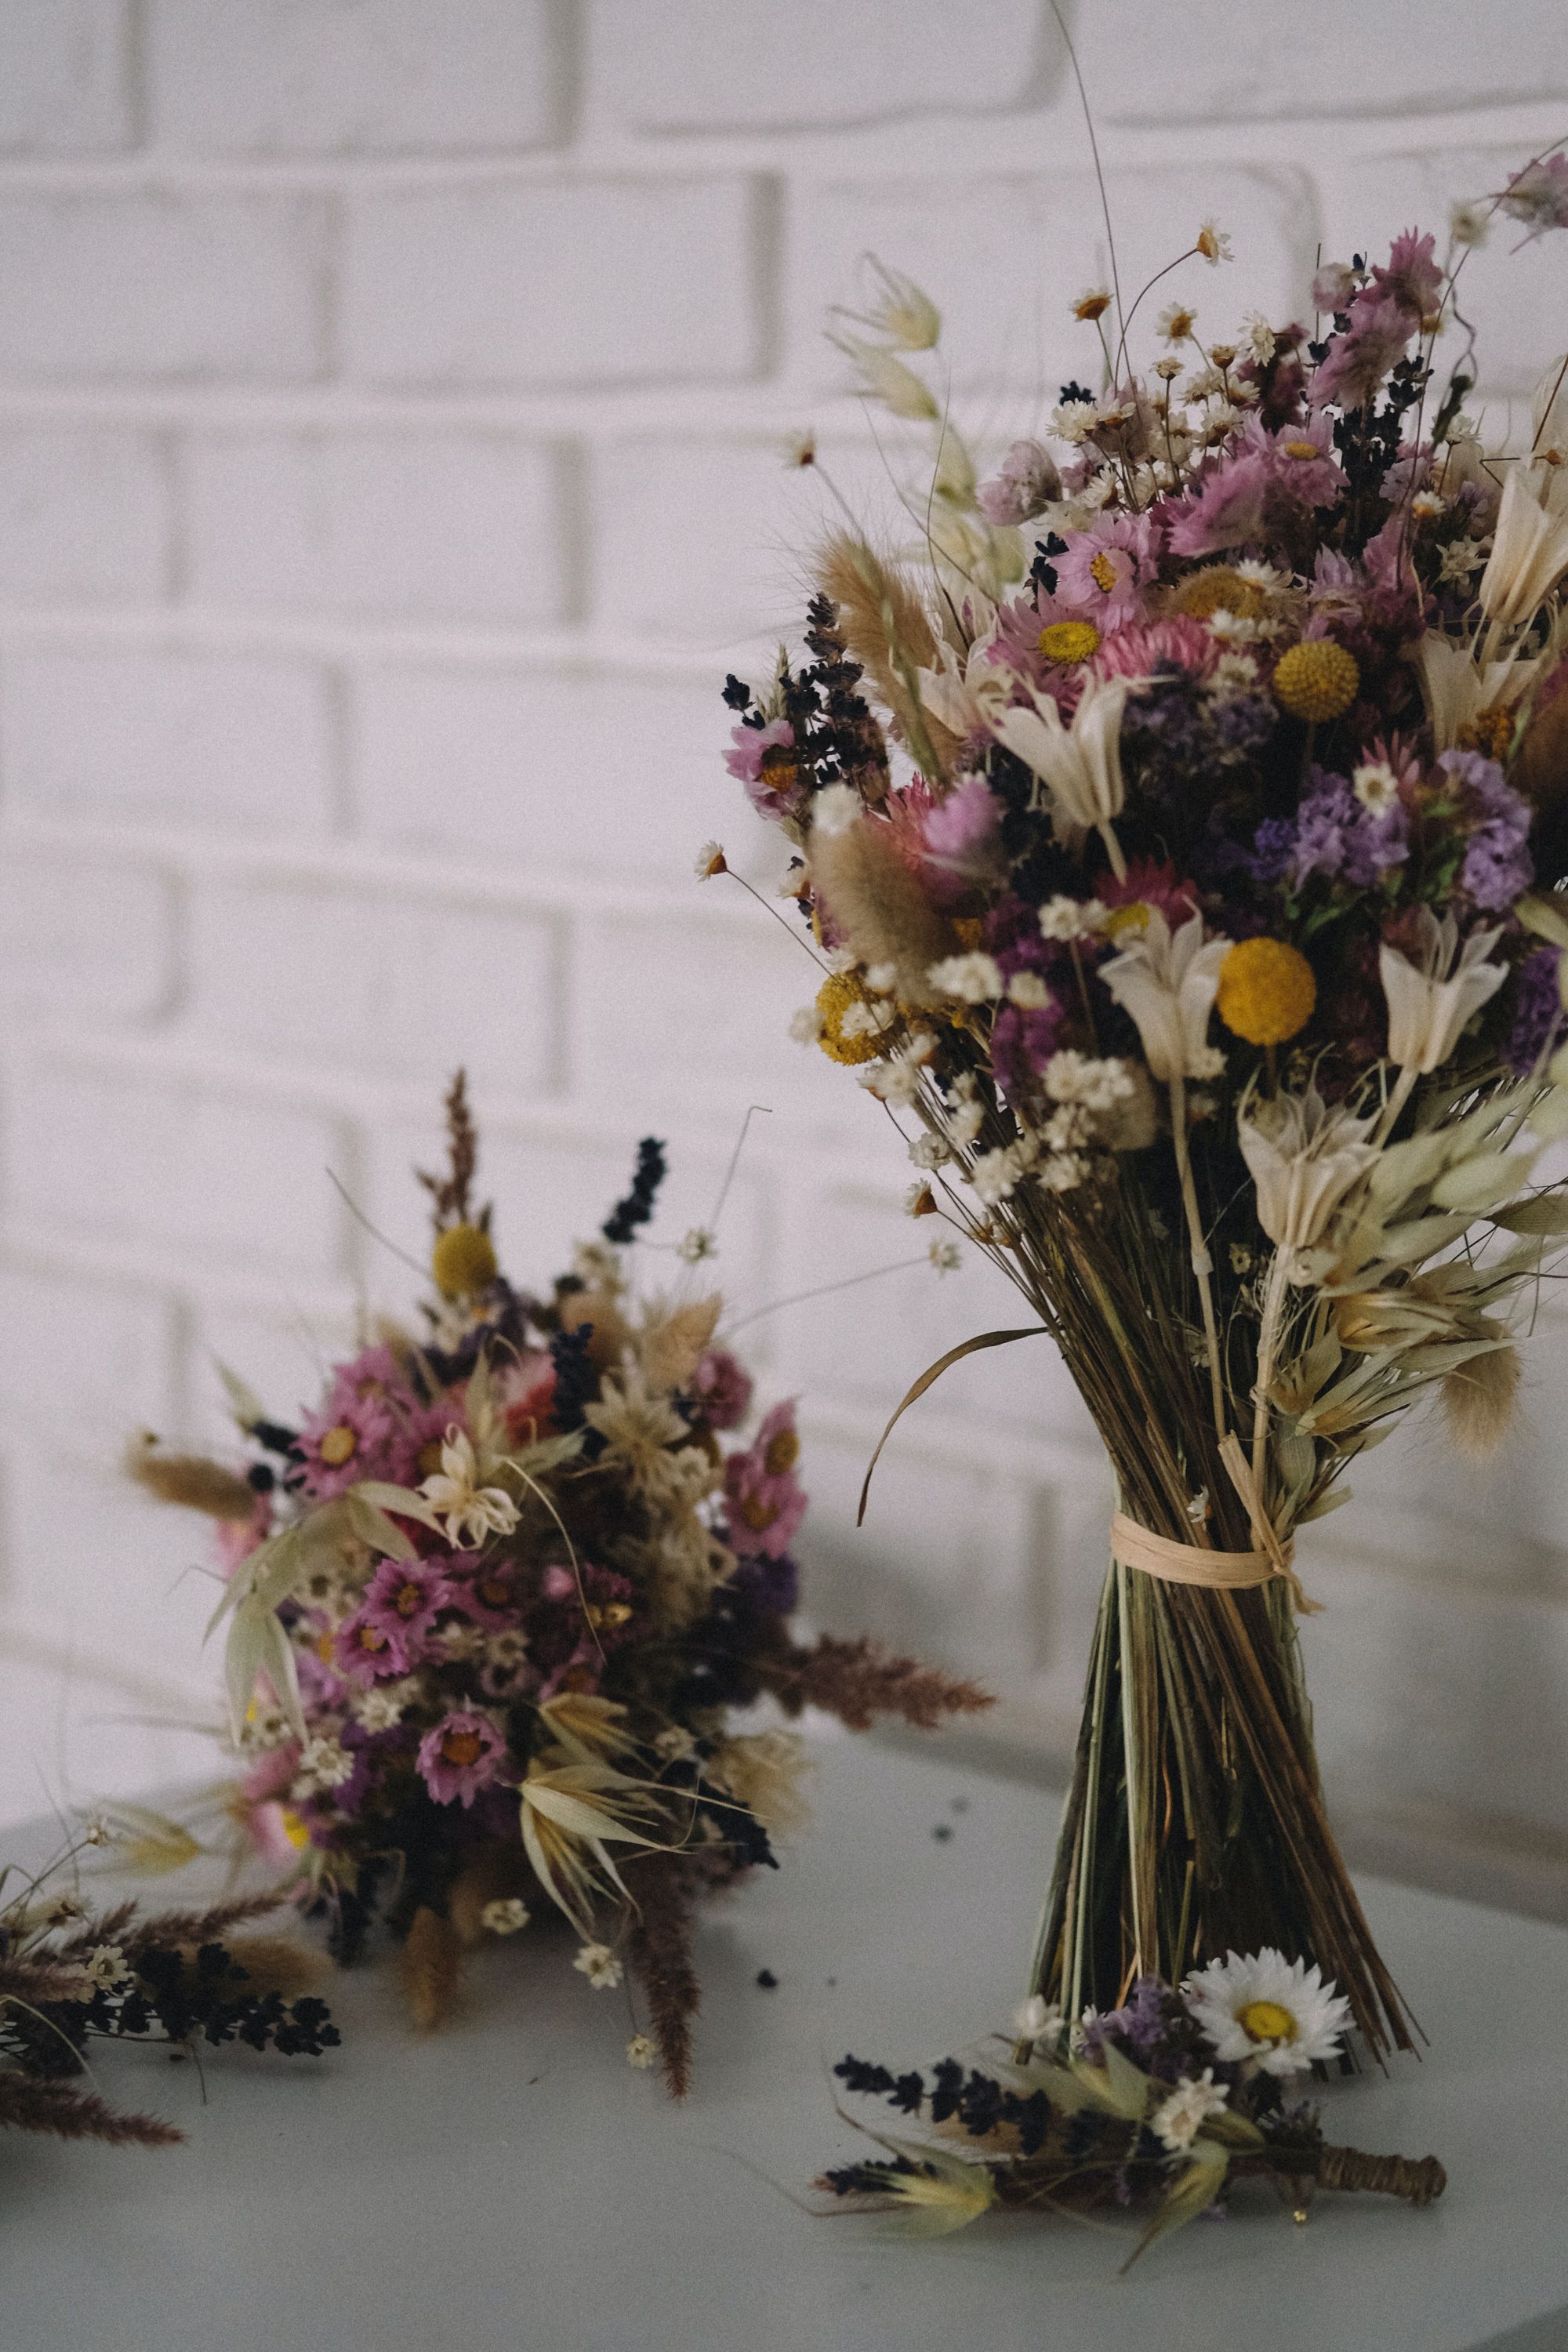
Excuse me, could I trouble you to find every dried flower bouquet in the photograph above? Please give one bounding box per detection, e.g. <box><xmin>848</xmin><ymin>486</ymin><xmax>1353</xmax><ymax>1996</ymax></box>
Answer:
<box><xmin>139</xmin><ymin>1077</ymin><xmax>989</xmax><ymax>2095</ymax></box>
<box><xmin>715</xmin><ymin>153</ymin><xmax>1568</xmax><ymax>2053</ymax></box>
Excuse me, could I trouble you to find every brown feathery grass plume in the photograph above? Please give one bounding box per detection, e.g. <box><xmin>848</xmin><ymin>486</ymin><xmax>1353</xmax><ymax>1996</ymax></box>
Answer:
<box><xmin>625</xmin><ymin>1853</ymin><xmax>701</xmax><ymax>2100</ymax></box>
<box><xmin>817</xmin><ymin>532</ymin><xmax>959</xmax><ymax>776</ymax></box>
<box><xmin>446</xmin><ymin>1846</ymin><xmax>533</xmax><ymax>1948</ymax></box>
<box><xmin>754</xmin><ymin>1634</ymin><xmax>993</xmax><ymax>1735</ymax></box>
<box><xmin>1441</xmin><ymin>1342</ymin><xmax>1523</xmax><ymax>1456</ymax></box>
<box><xmin>808</xmin><ymin>818</ymin><xmax>956</xmax><ymax>1007</ymax></box>
<box><xmin>69</xmin><ymin>1893</ymin><xmax>281</xmax><ymax>1958</ymax></box>
<box><xmin>641</xmin><ymin>1294</ymin><xmax>722</xmax><ymax>1394</ymax></box>
<box><xmin>417</xmin><ymin>1065</ymin><xmax>481</xmax><ymax>1232</ymax></box>
<box><xmin>0</xmin><ymin>2073</ymin><xmax>182</xmax><ymax>2149</ymax></box>
<box><xmin>213</xmin><ymin>1933</ymin><xmax>326</xmax><ymax>2001</ymax></box>
<box><xmin>399</xmin><ymin>1904</ymin><xmax>463</xmax><ymax>2031</ymax></box>
<box><xmin>125</xmin><ymin>1435</ymin><xmax>256</xmax><ymax>1522</ymax></box>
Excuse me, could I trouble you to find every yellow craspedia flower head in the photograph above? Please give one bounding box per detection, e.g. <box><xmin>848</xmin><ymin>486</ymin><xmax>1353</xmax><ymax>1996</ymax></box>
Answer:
<box><xmin>814</xmin><ymin>971</ymin><xmax>883</xmax><ymax>1065</ymax></box>
<box><xmin>1172</xmin><ymin>566</ymin><xmax>1264</xmax><ymax>622</ymax></box>
<box><xmin>431</xmin><ymin>1219</ymin><xmax>499</xmax><ymax>1299</ymax></box>
<box><xmin>1217</xmin><ymin>937</ymin><xmax>1317</xmax><ymax>1047</ymax></box>
<box><xmin>1272</xmin><ymin>638</ymin><xmax>1359</xmax><ymax>723</ymax></box>
<box><xmin>1038</xmin><ymin>619</ymin><xmax>1102</xmax><ymax>663</ymax></box>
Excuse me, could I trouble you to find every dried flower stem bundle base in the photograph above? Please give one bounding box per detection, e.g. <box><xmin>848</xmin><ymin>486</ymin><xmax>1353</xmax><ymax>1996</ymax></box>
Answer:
<box><xmin>719</xmin><ymin>153</ymin><xmax>1568</xmax><ymax>2054</ymax></box>
<box><xmin>141</xmin><ymin>1076</ymin><xmax>989</xmax><ymax>2095</ymax></box>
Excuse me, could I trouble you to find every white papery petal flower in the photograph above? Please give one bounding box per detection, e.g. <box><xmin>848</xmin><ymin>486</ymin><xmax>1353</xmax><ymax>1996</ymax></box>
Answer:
<box><xmin>989</xmin><ymin>677</ymin><xmax>1130</xmax><ymax>845</ymax></box>
<box><xmin>1237</xmin><ymin>1084</ymin><xmax>1379</xmax><ymax>1255</ymax></box>
<box><xmin>1182</xmin><ymin>1947</ymin><xmax>1352</xmax><ymax>2078</ymax></box>
<box><xmin>419</xmin><ymin>1425</ymin><xmax>521</xmax><ymax>1550</ymax></box>
<box><xmin>1100</xmin><ymin>909</ymin><xmax>1230</xmax><ymax>1083</ymax></box>
<box><xmin>1478</xmin><ymin>460</ymin><xmax>1568</xmax><ymax>631</ymax></box>
<box><xmin>1151</xmin><ymin>2068</ymin><xmax>1229</xmax><ymax>2151</ymax></box>
<box><xmin>1415</xmin><ymin>632</ymin><xmax>1536</xmax><ymax>753</ymax></box>
<box><xmin>1379</xmin><ymin>906</ymin><xmax>1508</xmax><ymax>1074</ymax></box>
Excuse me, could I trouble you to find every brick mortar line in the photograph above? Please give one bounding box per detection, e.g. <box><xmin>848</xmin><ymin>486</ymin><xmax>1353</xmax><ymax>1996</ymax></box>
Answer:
<box><xmin>0</xmin><ymin>93</ymin><xmax>1560</xmax><ymax>192</ymax></box>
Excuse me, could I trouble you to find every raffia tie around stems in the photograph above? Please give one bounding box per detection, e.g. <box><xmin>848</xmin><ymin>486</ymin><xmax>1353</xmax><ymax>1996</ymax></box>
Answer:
<box><xmin>1109</xmin><ymin>1512</ymin><xmax>1319</xmax><ymax>1620</ymax></box>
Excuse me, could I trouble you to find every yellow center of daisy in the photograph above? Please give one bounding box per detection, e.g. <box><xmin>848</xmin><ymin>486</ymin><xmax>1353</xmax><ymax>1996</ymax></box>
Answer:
<box><xmin>1281</xmin><ymin>439</ymin><xmax>1322</xmax><ymax>462</ymax></box>
<box><xmin>1237</xmin><ymin>1998</ymin><xmax>1298</xmax><ymax>2045</ymax></box>
<box><xmin>586</xmin><ymin>1601</ymin><xmax>633</xmax><ymax>1632</ymax></box>
<box><xmin>1272</xmin><ymin>639</ymin><xmax>1360</xmax><ymax>723</ymax></box>
<box><xmin>431</xmin><ymin>1220</ymin><xmax>499</xmax><ymax>1301</ymax></box>
<box><xmin>1216</xmin><ymin>937</ymin><xmax>1317</xmax><ymax>1047</ymax></box>
<box><xmin>278</xmin><ymin>1807</ymin><xmax>310</xmax><ymax>1852</ymax></box>
<box><xmin>1038</xmin><ymin>619</ymin><xmax>1102</xmax><ymax>663</ymax></box>
<box><xmin>764</xmin><ymin>1428</ymin><xmax>800</xmax><ymax>1476</ymax></box>
<box><xmin>1089</xmin><ymin>551</ymin><xmax>1121</xmax><ymax>593</ymax></box>
<box><xmin>357</xmin><ymin>1624</ymin><xmax>388</xmax><ymax>1653</ymax></box>
<box><xmin>739</xmin><ymin>1493</ymin><xmax>779</xmax><ymax>1533</ymax></box>
<box><xmin>394</xmin><ymin>1581</ymin><xmax>425</xmax><ymax>1619</ymax></box>
<box><xmin>318</xmin><ymin>1424</ymin><xmax>358</xmax><ymax>1468</ymax></box>
<box><xmin>441</xmin><ymin>1731</ymin><xmax>485</xmax><ymax>1769</ymax></box>
<box><xmin>1102</xmin><ymin>901</ymin><xmax>1152</xmax><ymax>938</ymax></box>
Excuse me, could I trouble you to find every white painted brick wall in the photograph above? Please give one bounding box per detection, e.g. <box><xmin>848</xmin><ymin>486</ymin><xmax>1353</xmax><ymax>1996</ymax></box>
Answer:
<box><xmin>3</xmin><ymin>0</ymin><xmax>1568</xmax><ymax>1916</ymax></box>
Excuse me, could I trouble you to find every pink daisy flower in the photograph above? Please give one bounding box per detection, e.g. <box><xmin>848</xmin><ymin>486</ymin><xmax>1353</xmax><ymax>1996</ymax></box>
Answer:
<box><xmin>361</xmin><ymin>1555</ymin><xmax>455</xmax><ymax>1653</ymax></box>
<box><xmin>725</xmin><ymin>1401</ymin><xmax>808</xmax><ymax>1561</ymax></box>
<box><xmin>416</xmin><ymin>1711</ymin><xmax>510</xmax><ymax>1809</ymax></box>
<box><xmin>1091</xmin><ymin>615</ymin><xmax>1218</xmax><ymax>685</ymax></box>
<box><xmin>334</xmin><ymin>1606</ymin><xmax>416</xmax><ymax>1686</ymax></box>
<box><xmin>1053</xmin><ymin>510</ymin><xmax>1162</xmax><ymax>615</ymax></box>
<box><xmin>724</xmin><ymin>717</ymin><xmax>800</xmax><ymax>819</ymax></box>
<box><xmin>296</xmin><ymin>1387</ymin><xmax>397</xmax><ymax>1501</ymax></box>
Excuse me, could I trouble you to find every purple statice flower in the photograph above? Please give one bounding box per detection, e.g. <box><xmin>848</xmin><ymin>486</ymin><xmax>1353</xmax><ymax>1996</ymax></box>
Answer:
<box><xmin>920</xmin><ymin>774</ymin><xmax>1006</xmax><ymax>888</ymax></box>
<box><xmin>975</xmin><ymin>437</ymin><xmax>1061</xmax><ymax>526</ymax></box>
<box><xmin>360</xmin><ymin>1554</ymin><xmax>456</xmax><ymax>1654</ymax></box>
<box><xmin>691</xmin><ymin>1346</ymin><xmax>753</xmax><ymax>1432</ymax></box>
<box><xmin>1501</xmin><ymin>151</ymin><xmax>1568</xmax><ymax>244</ymax></box>
<box><xmin>725</xmin><ymin>1401</ymin><xmax>807</xmax><ymax>1560</ymax></box>
<box><xmin>1245</xmin><ymin>815</ymin><xmax>1298</xmax><ymax>886</ymax></box>
<box><xmin>416</xmin><ymin>1710</ymin><xmax>510</xmax><ymax>1809</ymax></box>
<box><xmin>1508</xmin><ymin>947</ymin><xmax>1564</xmax><ymax>1075</ymax></box>
<box><xmin>1438</xmin><ymin>748</ymin><xmax>1534</xmax><ymax>913</ymax></box>
<box><xmin>1290</xmin><ymin>768</ymin><xmax>1409</xmax><ymax>890</ymax></box>
<box><xmin>730</xmin><ymin>1550</ymin><xmax>800</xmax><ymax>1617</ymax></box>
<box><xmin>991</xmin><ymin>1000</ymin><xmax>1069</xmax><ymax>1095</ymax></box>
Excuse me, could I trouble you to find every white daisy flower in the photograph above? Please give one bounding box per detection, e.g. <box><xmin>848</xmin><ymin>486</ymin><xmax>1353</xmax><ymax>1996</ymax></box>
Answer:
<box><xmin>481</xmin><ymin>1897</ymin><xmax>531</xmax><ymax>1936</ymax></box>
<box><xmin>574</xmin><ymin>1941</ymin><xmax>624</xmax><ymax>1991</ymax></box>
<box><xmin>626</xmin><ymin>2034</ymin><xmax>657</xmax><ymax>2069</ymax></box>
<box><xmin>1151</xmin><ymin>2068</ymin><xmax>1229</xmax><ymax>2151</ymax></box>
<box><xmin>1182</xmin><ymin>1947</ymin><xmax>1352</xmax><ymax>2076</ymax></box>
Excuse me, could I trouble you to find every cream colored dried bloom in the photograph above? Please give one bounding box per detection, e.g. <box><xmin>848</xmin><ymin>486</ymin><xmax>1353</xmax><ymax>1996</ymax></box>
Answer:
<box><xmin>1237</xmin><ymin>1084</ymin><xmax>1378</xmax><ymax>1258</ymax></box>
<box><xmin>927</xmin><ymin>950</ymin><xmax>1004</xmax><ymax>1004</ymax></box>
<box><xmin>989</xmin><ymin>677</ymin><xmax>1131</xmax><ymax>850</ymax></box>
<box><xmin>1477</xmin><ymin>460</ymin><xmax>1568</xmax><ymax>632</ymax></box>
<box><xmin>574</xmin><ymin>1941</ymin><xmax>623</xmax><ymax>1991</ymax></box>
<box><xmin>708</xmin><ymin>1729</ymin><xmax>812</xmax><ymax>1838</ymax></box>
<box><xmin>419</xmin><ymin>1425</ymin><xmax>521</xmax><ymax>1550</ymax></box>
<box><xmin>481</xmin><ymin>1897</ymin><xmax>530</xmax><ymax>1936</ymax></box>
<box><xmin>1415</xmin><ymin>631</ymin><xmax>1536</xmax><ymax>752</ymax></box>
<box><xmin>1152</xmin><ymin>2069</ymin><xmax>1229</xmax><ymax>2151</ymax></box>
<box><xmin>1100</xmin><ymin>910</ymin><xmax>1230</xmax><ymax>1083</ymax></box>
<box><xmin>830</xmin><ymin>334</ymin><xmax>939</xmax><ymax>421</ymax></box>
<box><xmin>1379</xmin><ymin>907</ymin><xmax>1508</xmax><ymax>1073</ymax></box>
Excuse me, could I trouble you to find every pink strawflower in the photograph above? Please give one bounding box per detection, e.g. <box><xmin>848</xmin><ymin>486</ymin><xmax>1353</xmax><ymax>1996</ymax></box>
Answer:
<box><xmin>1501</xmin><ymin>153</ymin><xmax>1568</xmax><ymax>244</ymax></box>
<box><xmin>1167</xmin><ymin>450</ymin><xmax>1272</xmax><ymax>558</ymax></box>
<box><xmin>1372</xmin><ymin>229</ymin><xmax>1443</xmax><ymax>320</ymax></box>
<box><xmin>1309</xmin><ymin>290</ymin><xmax>1414</xmax><ymax>412</ymax></box>
<box><xmin>975</xmin><ymin>437</ymin><xmax>1061</xmax><ymax>526</ymax></box>
<box><xmin>692</xmin><ymin>1346</ymin><xmax>753</xmax><ymax>1432</ymax></box>
<box><xmin>1091</xmin><ymin>615</ymin><xmax>1218</xmax><ymax>684</ymax></box>
<box><xmin>1251</xmin><ymin>412</ymin><xmax>1345</xmax><ymax>507</ymax></box>
<box><xmin>361</xmin><ymin>1555</ymin><xmax>455</xmax><ymax>1652</ymax></box>
<box><xmin>1312</xmin><ymin>260</ymin><xmax>1358</xmax><ymax>314</ymax></box>
<box><xmin>334</xmin><ymin>1605</ymin><xmax>416</xmax><ymax>1686</ymax></box>
<box><xmin>1054</xmin><ymin>510</ymin><xmax>1163</xmax><ymax>615</ymax></box>
<box><xmin>1094</xmin><ymin>856</ymin><xmax>1200</xmax><ymax>933</ymax></box>
<box><xmin>724</xmin><ymin>717</ymin><xmax>800</xmax><ymax>819</ymax></box>
<box><xmin>725</xmin><ymin>1400</ymin><xmax>808</xmax><ymax>1560</ymax></box>
<box><xmin>416</xmin><ymin>1711</ymin><xmax>510</xmax><ymax>1809</ymax></box>
<box><xmin>920</xmin><ymin>775</ymin><xmax>1005</xmax><ymax>887</ymax></box>
<box><xmin>296</xmin><ymin>1388</ymin><xmax>397</xmax><ymax>1500</ymax></box>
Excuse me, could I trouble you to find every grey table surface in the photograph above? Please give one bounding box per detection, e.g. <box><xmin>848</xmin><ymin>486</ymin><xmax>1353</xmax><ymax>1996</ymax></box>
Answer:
<box><xmin>4</xmin><ymin>1733</ymin><xmax>1566</xmax><ymax>2352</ymax></box>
